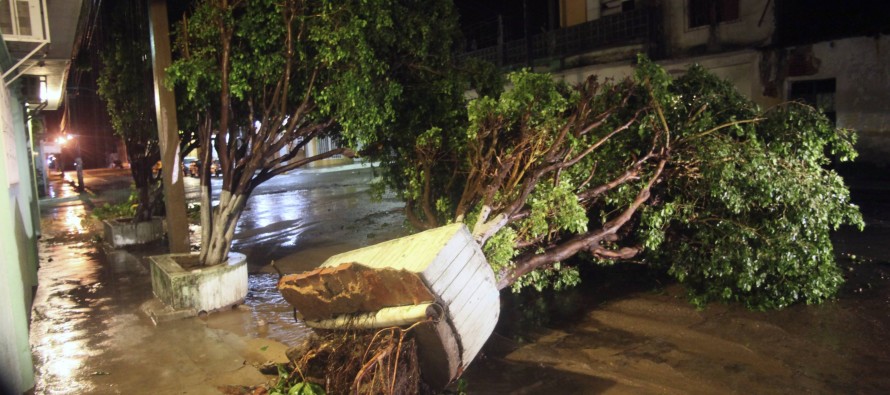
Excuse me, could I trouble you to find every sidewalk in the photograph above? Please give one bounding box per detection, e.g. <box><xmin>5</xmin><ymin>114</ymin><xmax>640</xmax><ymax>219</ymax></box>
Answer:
<box><xmin>30</xmin><ymin>173</ymin><xmax>296</xmax><ymax>394</ymax></box>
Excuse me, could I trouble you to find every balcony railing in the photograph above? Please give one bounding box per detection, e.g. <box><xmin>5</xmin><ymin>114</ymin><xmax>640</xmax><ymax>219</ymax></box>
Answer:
<box><xmin>463</xmin><ymin>8</ymin><xmax>654</xmax><ymax>68</ymax></box>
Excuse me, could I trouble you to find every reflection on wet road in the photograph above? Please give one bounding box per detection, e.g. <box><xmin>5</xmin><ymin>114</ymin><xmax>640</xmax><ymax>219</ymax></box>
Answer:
<box><xmin>32</xmin><ymin>201</ymin><xmax>145</xmax><ymax>394</ymax></box>
<box><xmin>204</xmin><ymin>273</ymin><xmax>313</xmax><ymax>347</ymax></box>
<box><xmin>184</xmin><ymin>167</ymin><xmax>407</xmax><ymax>272</ymax></box>
<box><xmin>30</xmin><ymin>167</ymin><xmax>890</xmax><ymax>394</ymax></box>
<box><xmin>31</xmin><ymin>216</ymin><xmax>304</xmax><ymax>393</ymax></box>
<box><xmin>29</xmin><ymin>171</ymin><xmax>322</xmax><ymax>394</ymax></box>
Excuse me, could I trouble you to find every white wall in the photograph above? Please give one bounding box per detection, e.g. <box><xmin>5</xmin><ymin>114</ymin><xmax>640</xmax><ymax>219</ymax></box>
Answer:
<box><xmin>557</xmin><ymin>49</ymin><xmax>776</xmax><ymax>108</ymax></box>
<box><xmin>784</xmin><ymin>35</ymin><xmax>890</xmax><ymax>165</ymax></box>
<box><xmin>663</xmin><ymin>0</ymin><xmax>774</xmax><ymax>55</ymax></box>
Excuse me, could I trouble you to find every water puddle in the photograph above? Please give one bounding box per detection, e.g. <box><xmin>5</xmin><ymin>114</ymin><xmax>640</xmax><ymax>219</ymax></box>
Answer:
<box><xmin>205</xmin><ymin>273</ymin><xmax>313</xmax><ymax>347</ymax></box>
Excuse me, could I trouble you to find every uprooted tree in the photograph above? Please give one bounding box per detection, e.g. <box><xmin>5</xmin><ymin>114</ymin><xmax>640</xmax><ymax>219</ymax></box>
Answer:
<box><xmin>167</xmin><ymin>0</ymin><xmax>433</xmax><ymax>266</ymax></box>
<box><xmin>270</xmin><ymin>57</ymin><xmax>864</xmax><ymax>394</ymax></box>
<box><xmin>96</xmin><ymin>0</ymin><xmax>162</xmax><ymax>222</ymax></box>
<box><xmin>375</xmin><ymin>56</ymin><xmax>863</xmax><ymax>310</ymax></box>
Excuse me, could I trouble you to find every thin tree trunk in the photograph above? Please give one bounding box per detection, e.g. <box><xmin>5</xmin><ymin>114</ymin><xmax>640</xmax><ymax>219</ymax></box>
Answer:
<box><xmin>200</xmin><ymin>190</ymin><xmax>248</xmax><ymax>266</ymax></box>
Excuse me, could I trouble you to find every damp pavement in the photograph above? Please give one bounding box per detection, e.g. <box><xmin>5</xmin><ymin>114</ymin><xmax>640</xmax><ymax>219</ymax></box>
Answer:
<box><xmin>29</xmin><ymin>166</ymin><xmax>890</xmax><ymax>394</ymax></box>
<box><xmin>29</xmin><ymin>165</ymin><xmax>406</xmax><ymax>394</ymax></box>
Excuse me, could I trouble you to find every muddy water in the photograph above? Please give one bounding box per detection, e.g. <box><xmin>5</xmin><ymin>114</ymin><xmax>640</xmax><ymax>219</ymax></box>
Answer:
<box><xmin>31</xmin><ymin>168</ymin><xmax>889</xmax><ymax>394</ymax></box>
<box><xmin>460</xmin><ymin>197</ymin><xmax>890</xmax><ymax>394</ymax></box>
<box><xmin>204</xmin><ymin>273</ymin><xmax>314</xmax><ymax>347</ymax></box>
<box><xmin>460</xmin><ymin>258</ymin><xmax>889</xmax><ymax>394</ymax></box>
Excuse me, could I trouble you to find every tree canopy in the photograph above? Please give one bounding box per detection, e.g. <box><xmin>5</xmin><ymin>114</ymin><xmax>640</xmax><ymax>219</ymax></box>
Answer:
<box><xmin>167</xmin><ymin>0</ymin><xmax>465</xmax><ymax>265</ymax></box>
<box><xmin>377</xmin><ymin>55</ymin><xmax>863</xmax><ymax>309</ymax></box>
<box><xmin>165</xmin><ymin>0</ymin><xmax>862</xmax><ymax>308</ymax></box>
<box><xmin>96</xmin><ymin>0</ymin><xmax>161</xmax><ymax>222</ymax></box>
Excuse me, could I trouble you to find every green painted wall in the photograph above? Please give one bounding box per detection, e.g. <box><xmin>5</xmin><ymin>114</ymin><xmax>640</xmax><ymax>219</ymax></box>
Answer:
<box><xmin>0</xmin><ymin>61</ymin><xmax>38</xmax><ymax>394</ymax></box>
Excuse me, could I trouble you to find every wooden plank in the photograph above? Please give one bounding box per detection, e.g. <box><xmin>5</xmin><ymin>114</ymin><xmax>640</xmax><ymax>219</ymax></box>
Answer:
<box><xmin>321</xmin><ymin>223</ymin><xmax>465</xmax><ymax>273</ymax></box>
<box><xmin>452</xmin><ymin>280</ymin><xmax>496</xmax><ymax>339</ymax></box>
<box><xmin>425</xmin><ymin>242</ymin><xmax>476</xmax><ymax>300</ymax></box>
<box><xmin>418</xmin><ymin>225</ymin><xmax>474</xmax><ymax>282</ymax></box>
<box><xmin>447</xmin><ymin>254</ymin><xmax>495</xmax><ymax>325</ymax></box>
<box><xmin>458</xmin><ymin>293</ymin><xmax>500</xmax><ymax>366</ymax></box>
<box><xmin>459</xmin><ymin>294</ymin><xmax>500</xmax><ymax>366</ymax></box>
<box><xmin>437</xmin><ymin>250</ymin><xmax>485</xmax><ymax>310</ymax></box>
<box><xmin>279</xmin><ymin>223</ymin><xmax>501</xmax><ymax>387</ymax></box>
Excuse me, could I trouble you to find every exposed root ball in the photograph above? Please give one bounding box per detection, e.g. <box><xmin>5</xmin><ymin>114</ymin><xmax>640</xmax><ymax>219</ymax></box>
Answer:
<box><xmin>285</xmin><ymin>326</ymin><xmax>431</xmax><ymax>395</ymax></box>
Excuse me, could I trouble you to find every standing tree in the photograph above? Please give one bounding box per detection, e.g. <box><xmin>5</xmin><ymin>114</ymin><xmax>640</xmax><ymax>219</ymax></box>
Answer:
<box><xmin>97</xmin><ymin>0</ymin><xmax>161</xmax><ymax>222</ymax></box>
<box><xmin>379</xmin><ymin>56</ymin><xmax>863</xmax><ymax>309</ymax></box>
<box><xmin>167</xmin><ymin>0</ymin><xmax>420</xmax><ymax>266</ymax></box>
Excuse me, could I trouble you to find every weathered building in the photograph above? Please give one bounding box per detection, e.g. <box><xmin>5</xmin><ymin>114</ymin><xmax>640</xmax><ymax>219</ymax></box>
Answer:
<box><xmin>463</xmin><ymin>0</ymin><xmax>890</xmax><ymax>165</ymax></box>
<box><xmin>1</xmin><ymin>1</ymin><xmax>85</xmax><ymax>393</ymax></box>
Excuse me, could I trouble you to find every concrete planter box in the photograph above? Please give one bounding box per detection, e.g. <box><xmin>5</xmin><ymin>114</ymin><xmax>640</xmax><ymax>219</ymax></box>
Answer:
<box><xmin>103</xmin><ymin>217</ymin><xmax>165</xmax><ymax>248</ymax></box>
<box><xmin>149</xmin><ymin>252</ymin><xmax>247</xmax><ymax>315</ymax></box>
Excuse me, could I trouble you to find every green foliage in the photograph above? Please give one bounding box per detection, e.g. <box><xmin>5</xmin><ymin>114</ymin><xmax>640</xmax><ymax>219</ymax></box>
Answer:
<box><xmin>382</xmin><ymin>52</ymin><xmax>861</xmax><ymax>308</ymax></box>
<box><xmin>483</xmin><ymin>227</ymin><xmax>518</xmax><ymax>274</ymax></box>
<box><xmin>167</xmin><ymin>0</ymin><xmax>466</xmax><ymax>265</ymax></box>
<box><xmin>356</xmin><ymin>0</ymin><xmax>503</xmax><ymax>224</ymax></box>
<box><xmin>96</xmin><ymin>0</ymin><xmax>160</xmax><ymax>223</ymax></box>
<box><xmin>510</xmin><ymin>262</ymin><xmax>581</xmax><ymax>293</ymax></box>
<box><xmin>96</xmin><ymin>2</ymin><xmax>157</xmax><ymax>145</ymax></box>
<box><xmin>521</xmin><ymin>182</ymin><xmax>588</xmax><ymax>239</ymax></box>
<box><xmin>268</xmin><ymin>364</ymin><xmax>325</xmax><ymax>395</ymax></box>
<box><xmin>91</xmin><ymin>188</ymin><xmax>139</xmax><ymax>220</ymax></box>
<box><xmin>167</xmin><ymin>0</ymin><xmax>410</xmax><ymax>144</ymax></box>
<box><xmin>92</xmin><ymin>202</ymin><xmax>137</xmax><ymax>221</ymax></box>
<box><xmin>637</xmin><ymin>63</ymin><xmax>863</xmax><ymax>309</ymax></box>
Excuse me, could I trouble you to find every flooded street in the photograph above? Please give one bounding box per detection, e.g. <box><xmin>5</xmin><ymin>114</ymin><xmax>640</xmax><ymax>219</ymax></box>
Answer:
<box><xmin>29</xmin><ymin>167</ymin><xmax>890</xmax><ymax>394</ymax></box>
<box><xmin>462</xmin><ymin>252</ymin><xmax>890</xmax><ymax>394</ymax></box>
<box><xmin>183</xmin><ymin>165</ymin><xmax>408</xmax><ymax>273</ymax></box>
<box><xmin>462</xmin><ymin>186</ymin><xmax>890</xmax><ymax>394</ymax></box>
<box><xmin>32</xmin><ymin>180</ymin><xmax>292</xmax><ymax>394</ymax></box>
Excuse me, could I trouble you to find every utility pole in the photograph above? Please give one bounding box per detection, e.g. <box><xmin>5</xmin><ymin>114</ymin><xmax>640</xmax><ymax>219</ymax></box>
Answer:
<box><xmin>148</xmin><ymin>0</ymin><xmax>189</xmax><ymax>253</ymax></box>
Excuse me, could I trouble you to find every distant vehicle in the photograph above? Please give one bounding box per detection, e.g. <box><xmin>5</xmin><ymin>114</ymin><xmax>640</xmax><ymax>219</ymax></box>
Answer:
<box><xmin>182</xmin><ymin>157</ymin><xmax>199</xmax><ymax>177</ymax></box>
<box><xmin>210</xmin><ymin>160</ymin><xmax>222</xmax><ymax>177</ymax></box>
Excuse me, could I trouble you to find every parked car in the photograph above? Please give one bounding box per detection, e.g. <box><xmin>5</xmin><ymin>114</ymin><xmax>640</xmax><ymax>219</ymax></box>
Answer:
<box><xmin>182</xmin><ymin>157</ymin><xmax>198</xmax><ymax>177</ymax></box>
<box><xmin>210</xmin><ymin>160</ymin><xmax>222</xmax><ymax>177</ymax></box>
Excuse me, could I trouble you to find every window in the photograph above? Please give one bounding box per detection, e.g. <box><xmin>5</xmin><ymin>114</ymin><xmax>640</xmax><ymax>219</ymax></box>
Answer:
<box><xmin>789</xmin><ymin>79</ymin><xmax>836</xmax><ymax>125</ymax></box>
<box><xmin>316</xmin><ymin>137</ymin><xmax>343</xmax><ymax>159</ymax></box>
<box><xmin>0</xmin><ymin>0</ymin><xmax>46</xmax><ymax>41</ymax></box>
<box><xmin>688</xmin><ymin>0</ymin><xmax>739</xmax><ymax>29</ymax></box>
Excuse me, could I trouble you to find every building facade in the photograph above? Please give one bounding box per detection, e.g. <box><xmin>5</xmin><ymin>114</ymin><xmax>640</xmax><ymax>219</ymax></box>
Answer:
<box><xmin>1</xmin><ymin>0</ymin><xmax>85</xmax><ymax>392</ymax></box>
<box><xmin>464</xmin><ymin>0</ymin><xmax>890</xmax><ymax>166</ymax></box>
<box><xmin>0</xmin><ymin>37</ymin><xmax>39</xmax><ymax>395</ymax></box>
